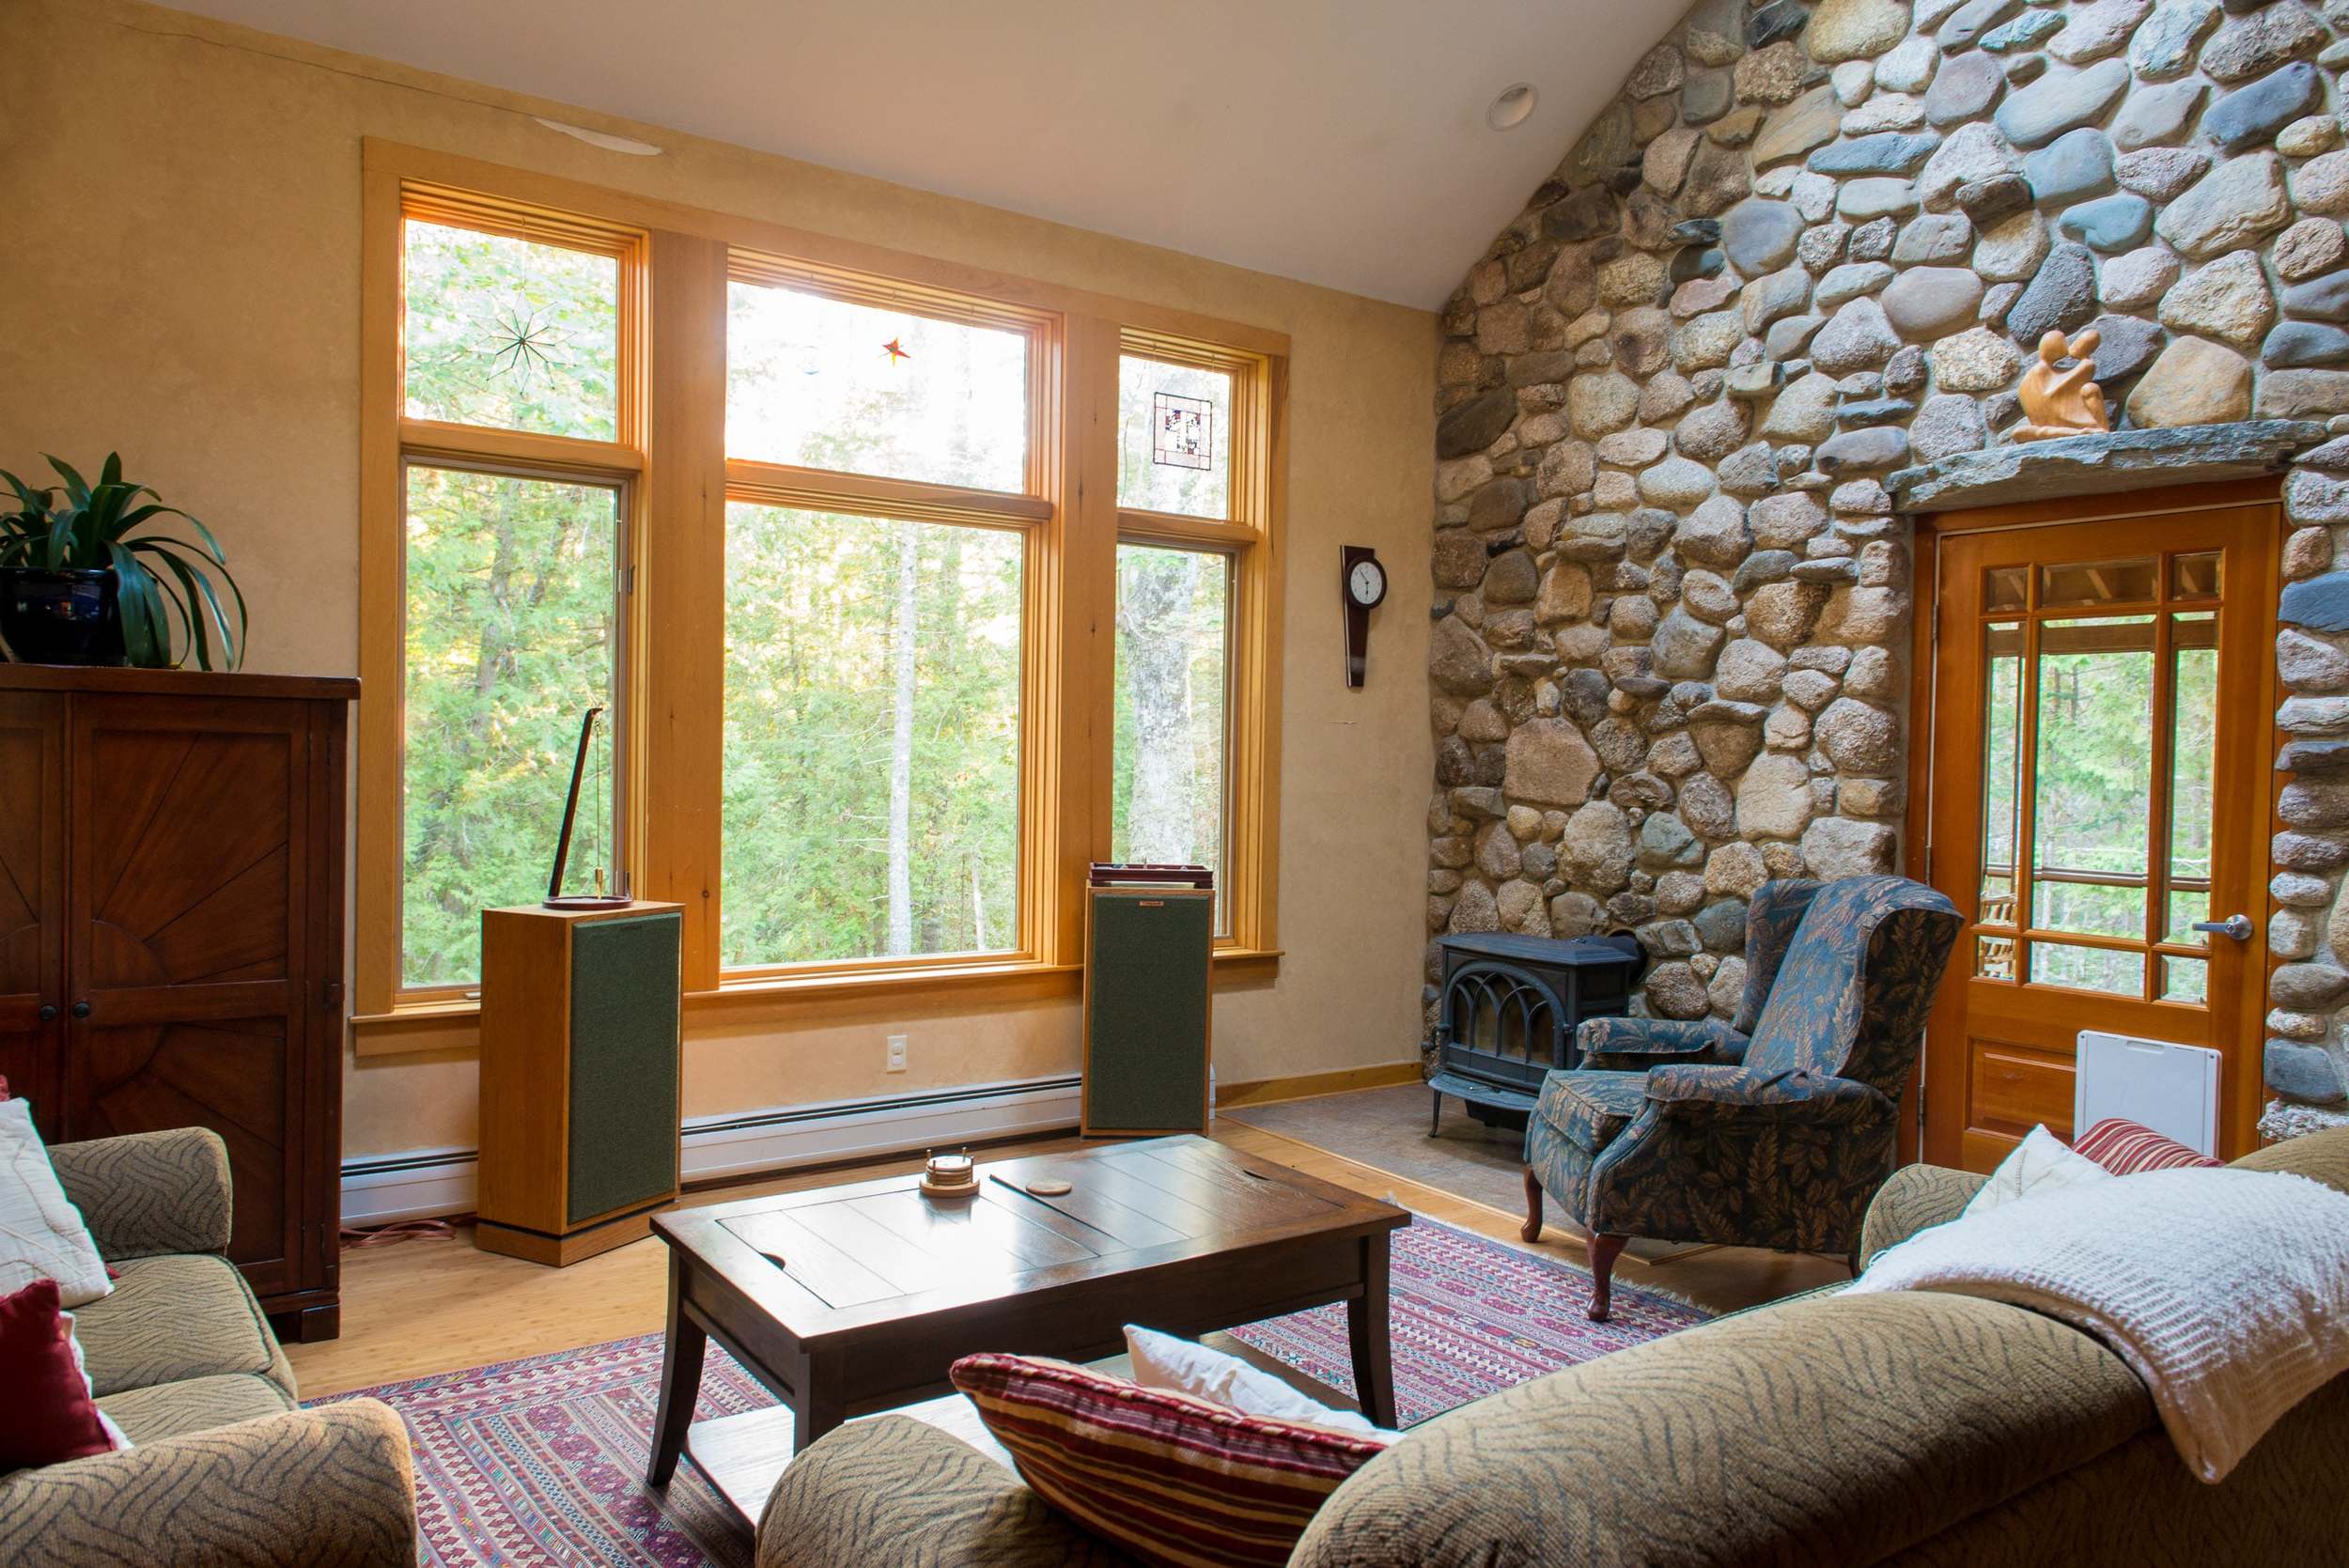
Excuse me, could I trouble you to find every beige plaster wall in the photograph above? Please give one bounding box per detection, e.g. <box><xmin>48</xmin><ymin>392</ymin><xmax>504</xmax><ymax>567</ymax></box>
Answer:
<box><xmin>0</xmin><ymin>0</ymin><xmax>1438</xmax><ymax>1157</ymax></box>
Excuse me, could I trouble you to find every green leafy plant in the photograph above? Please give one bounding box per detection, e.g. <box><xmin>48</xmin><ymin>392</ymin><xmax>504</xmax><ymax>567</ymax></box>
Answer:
<box><xmin>0</xmin><ymin>452</ymin><xmax>246</xmax><ymax>669</ymax></box>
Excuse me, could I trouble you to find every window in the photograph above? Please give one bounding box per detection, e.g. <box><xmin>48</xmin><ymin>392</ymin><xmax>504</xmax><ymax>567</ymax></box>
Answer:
<box><xmin>402</xmin><ymin>465</ymin><xmax>623</xmax><ymax>985</ymax></box>
<box><xmin>722</xmin><ymin>503</ymin><xmax>1024</xmax><ymax>967</ymax></box>
<box><xmin>356</xmin><ymin>150</ymin><xmax>1284</xmax><ymax>1031</ymax></box>
<box><xmin>1112</xmin><ymin>543</ymin><xmax>1231</xmax><ymax>921</ymax></box>
<box><xmin>1112</xmin><ymin>335</ymin><xmax>1266</xmax><ymax>938</ymax></box>
<box><xmin>373</xmin><ymin>187</ymin><xmax>645</xmax><ymax>1000</ymax></box>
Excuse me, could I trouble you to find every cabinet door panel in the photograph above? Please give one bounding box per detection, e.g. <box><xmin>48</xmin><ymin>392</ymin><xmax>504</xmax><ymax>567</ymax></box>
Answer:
<box><xmin>66</xmin><ymin>697</ymin><xmax>311</xmax><ymax>1294</ymax></box>
<box><xmin>0</xmin><ymin>693</ymin><xmax>64</xmax><ymax>1124</ymax></box>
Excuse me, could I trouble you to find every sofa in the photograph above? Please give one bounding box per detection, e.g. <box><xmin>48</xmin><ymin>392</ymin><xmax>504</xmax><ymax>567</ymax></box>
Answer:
<box><xmin>754</xmin><ymin>1127</ymin><xmax>2349</xmax><ymax>1567</ymax></box>
<box><xmin>0</xmin><ymin>1126</ymin><xmax>417</xmax><ymax>1567</ymax></box>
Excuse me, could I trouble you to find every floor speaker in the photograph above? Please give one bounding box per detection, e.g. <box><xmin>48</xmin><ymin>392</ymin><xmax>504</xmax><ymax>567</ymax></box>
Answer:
<box><xmin>477</xmin><ymin>901</ymin><xmax>683</xmax><ymax>1265</ymax></box>
<box><xmin>1082</xmin><ymin>880</ymin><xmax>1214</xmax><ymax>1136</ymax></box>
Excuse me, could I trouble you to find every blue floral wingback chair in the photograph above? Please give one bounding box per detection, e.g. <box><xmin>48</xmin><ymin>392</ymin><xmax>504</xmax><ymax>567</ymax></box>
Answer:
<box><xmin>1521</xmin><ymin>875</ymin><xmax>1962</xmax><ymax>1320</ymax></box>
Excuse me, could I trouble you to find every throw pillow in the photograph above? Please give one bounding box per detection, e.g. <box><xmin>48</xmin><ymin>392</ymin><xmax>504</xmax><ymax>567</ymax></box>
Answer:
<box><xmin>1123</xmin><ymin>1325</ymin><xmax>1398</xmax><ymax>1439</ymax></box>
<box><xmin>2074</xmin><ymin>1117</ymin><xmax>2222</xmax><ymax>1176</ymax></box>
<box><xmin>0</xmin><ymin>1278</ymin><xmax>132</xmax><ymax>1469</ymax></box>
<box><xmin>951</xmin><ymin>1351</ymin><xmax>1390</xmax><ymax>1568</ymax></box>
<box><xmin>1962</xmin><ymin>1123</ymin><xmax>2111</xmax><ymax>1219</ymax></box>
<box><xmin>0</xmin><ymin>1097</ymin><xmax>112</xmax><ymax>1306</ymax></box>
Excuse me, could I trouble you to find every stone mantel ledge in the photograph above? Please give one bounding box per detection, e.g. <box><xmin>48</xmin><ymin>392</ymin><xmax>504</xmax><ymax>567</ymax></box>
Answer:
<box><xmin>1886</xmin><ymin>423</ymin><xmax>2330</xmax><ymax>516</ymax></box>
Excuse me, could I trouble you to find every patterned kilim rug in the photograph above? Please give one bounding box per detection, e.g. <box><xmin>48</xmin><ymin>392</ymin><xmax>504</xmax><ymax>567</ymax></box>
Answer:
<box><xmin>317</xmin><ymin>1218</ymin><xmax>1708</xmax><ymax>1567</ymax></box>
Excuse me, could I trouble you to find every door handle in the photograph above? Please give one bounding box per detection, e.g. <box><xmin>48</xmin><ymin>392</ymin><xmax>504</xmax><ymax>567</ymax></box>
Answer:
<box><xmin>69</xmin><ymin>1001</ymin><xmax>90</xmax><ymax>1018</ymax></box>
<box><xmin>37</xmin><ymin>1004</ymin><xmax>55</xmax><ymax>1022</ymax></box>
<box><xmin>2192</xmin><ymin>915</ymin><xmax>2253</xmax><ymax>942</ymax></box>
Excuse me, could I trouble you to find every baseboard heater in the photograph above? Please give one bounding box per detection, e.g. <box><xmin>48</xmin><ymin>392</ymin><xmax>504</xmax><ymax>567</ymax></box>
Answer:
<box><xmin>340</xmin><ymin>1073</ymin><xmax>1083</xmax><ymax>1226</ymax></box>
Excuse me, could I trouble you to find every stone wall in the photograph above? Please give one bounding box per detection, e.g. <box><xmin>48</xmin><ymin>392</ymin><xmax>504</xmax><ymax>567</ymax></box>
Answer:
<box><xmin>1425</xmin><ymin>0</ymin><xmax>2349</xmax><ymax>1138</ymax></box>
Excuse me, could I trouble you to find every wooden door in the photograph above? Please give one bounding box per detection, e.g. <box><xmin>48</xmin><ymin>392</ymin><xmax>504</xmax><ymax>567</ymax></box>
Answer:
<box><xmin>1921</xmin><ymin>498</ymin><xmax>2276</xmax><ymax>1169</ymax></box>
<box><xmin>63</xmin><ymin>695</ymin><xmax>319</xmax><ymax>1298</ymax></box>
<box><xmin>0</xmin><ymin>693</ymin><xmax>65</xmax><ymax>1119</ymax></box>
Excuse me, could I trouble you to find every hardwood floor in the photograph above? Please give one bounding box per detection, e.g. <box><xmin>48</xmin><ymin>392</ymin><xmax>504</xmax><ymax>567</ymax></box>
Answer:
<box><xmin>288</xmin><ymin>1111</ymin><xmax>1844</xmax><ymax>1399</ymax></box>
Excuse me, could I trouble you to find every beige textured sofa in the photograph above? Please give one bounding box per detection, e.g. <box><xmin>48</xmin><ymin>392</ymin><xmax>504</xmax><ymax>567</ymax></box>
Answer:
<box><xmin>756</xmin><ymin>1128</ymin><xmax>2349</xmax><ymax>1567</ymax></box>
<box><xmin>0</xmin><ymin>1126</ymin><xmax>417</xmax><ymax>1567</ymax></box>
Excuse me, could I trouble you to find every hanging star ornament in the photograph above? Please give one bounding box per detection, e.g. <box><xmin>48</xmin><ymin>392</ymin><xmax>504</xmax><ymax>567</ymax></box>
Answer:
<box><xmin>881</xmin><ymin>337</ymin><xmax>910</xmax><ymax>365</ymax></box>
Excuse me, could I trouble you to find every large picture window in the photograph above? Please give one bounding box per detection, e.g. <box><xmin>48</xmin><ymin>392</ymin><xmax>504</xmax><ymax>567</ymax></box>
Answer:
<box><xmin>355</xmin><ymin>149</ymin><xmax>1283</xmax><ymax>1035</ymax></box>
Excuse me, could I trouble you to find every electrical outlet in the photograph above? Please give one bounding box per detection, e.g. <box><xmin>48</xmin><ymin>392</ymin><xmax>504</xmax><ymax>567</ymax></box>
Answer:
<box><xmin>886</xmin><ymin>1033</ymin><xmax>908</xmax><ymax>1073</ymax></box>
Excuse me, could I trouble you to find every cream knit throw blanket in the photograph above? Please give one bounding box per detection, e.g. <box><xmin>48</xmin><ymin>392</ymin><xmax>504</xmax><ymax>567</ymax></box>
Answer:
<box><xmin>1845</xmin><ymin>1167</ymin><xmax>2349</xmax><ymax>1483</ymax></box>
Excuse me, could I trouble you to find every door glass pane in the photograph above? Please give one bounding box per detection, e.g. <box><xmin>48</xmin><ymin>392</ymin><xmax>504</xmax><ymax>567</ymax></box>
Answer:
<box><xmin>1975</xmin><ymin>933</ymin><xmax>2017</xmax><ymax>980</ymax></box>
<box><xmin>1112</xmin><ymin>544</ymin><xmax>1233</xmax><ymax>930</ymax></box>
<box><xmin>721</xmin><ymin>503</ymin><xmax>1023</xmax><ymax>967</ymax></box>
<box><xmin>2162</xmin><ymin>956</ymin><xmax>2207</xmax><ymax>1003</ymax></box>
<box><xmin>2030</xmin><ymin>942</ymin><xmax>2144</xmax><ymax>996</ymax></box>
<box><xmin>402</xmin><ymin>465</ymin><xmax>621</xmax><ymax>987</ymax></box>
<box><xmin>1983</xmin><ymin>567</ymin><xmax>2028</xmax><ymax>612</ymax></box>
<box><xmin>726</xmin><ymin>280</ymin><xmax>1029</xmax><ymax>492</ymax></box>
<box><xmin>2039</xmin><ymin>557</ymin><xmax>2156</xmax><ymax>608</ymax></box>
<box><xmin>1119</xmin><ymin>354</ymin><xmax>1233</xmax><ymax>520</ymax></box>
<box><xmin>2170</xmin><ymin>551</ymin><xmax>2221</xmax><ymax>601</ymax></box>
<box><xmin>403</xmin><ymin>221</ymin><xmax>620</xmax><ymax>441</ymax></box>
<box><xmin>1981</xmin><ymin>622</ymin><xmax>2024</xmax><ymax>916</ymax></box>
<box><xmin>2031</xmin><ymin>617</ymin><xmax>2154</xmax><ymax>948</ymax></box>
<box><xmin>2166</xmin><ymin>612</ymin><xmax>2217</xmax><ymax>946</ymax></box>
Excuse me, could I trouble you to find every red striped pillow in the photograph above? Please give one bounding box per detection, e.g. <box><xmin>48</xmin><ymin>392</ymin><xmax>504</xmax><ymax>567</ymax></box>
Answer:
<box><xmin>2073</xmin><ymin>1117</ymin><xmax>2222</xmax><ymax>1175</ymax></box>
<box><xmin>950</xmin><ymin>1352</ymin><xmax>1389</xmax><ymax>1568</ymax></box>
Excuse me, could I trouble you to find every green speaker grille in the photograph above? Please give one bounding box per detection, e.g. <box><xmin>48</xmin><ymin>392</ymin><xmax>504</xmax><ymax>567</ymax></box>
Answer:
<box><xmin>567</xmin><ymin>911</ymin><xmax>681</xmax><ymax>1223</ymax></box>
<box><xmin>1085</xmin><ymin>892</ymin><xmax>1212</xmax><ymax>1132</ymax></box>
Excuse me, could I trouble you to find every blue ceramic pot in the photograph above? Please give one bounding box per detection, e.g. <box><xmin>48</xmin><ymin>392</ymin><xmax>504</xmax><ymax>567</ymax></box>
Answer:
<box><xmin>0</xmin><ymin>567</ymin><xmax>128</xmax><ymax>665</ymax></box>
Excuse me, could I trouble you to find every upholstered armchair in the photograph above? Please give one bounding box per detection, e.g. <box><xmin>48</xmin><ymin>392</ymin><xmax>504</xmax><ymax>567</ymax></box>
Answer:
<box><xmin>1521</xmin><ymin>876</ymin><xmax>1962</xmax><ymax>1319</ymax></box>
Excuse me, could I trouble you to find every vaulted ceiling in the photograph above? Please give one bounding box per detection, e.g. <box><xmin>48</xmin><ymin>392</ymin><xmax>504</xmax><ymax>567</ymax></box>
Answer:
<box><xmin>163</xmin><ymin>0</ymin><xmax>1677</xmax><ymax>308</ymax></box>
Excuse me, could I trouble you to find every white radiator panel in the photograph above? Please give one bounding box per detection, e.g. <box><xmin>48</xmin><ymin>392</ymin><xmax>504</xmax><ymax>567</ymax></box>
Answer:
<box><xmin>2074</xmin><ymin>1032</ymin><xmax>2220</xmax><ymax>1157</ymax></box>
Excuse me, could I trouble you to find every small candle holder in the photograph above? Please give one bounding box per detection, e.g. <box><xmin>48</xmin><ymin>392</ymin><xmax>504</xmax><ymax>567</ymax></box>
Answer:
<box><xmin>919</xmin><ymin>1148</ymin><xmax>978</xmax><ymax>1200</ymax></box>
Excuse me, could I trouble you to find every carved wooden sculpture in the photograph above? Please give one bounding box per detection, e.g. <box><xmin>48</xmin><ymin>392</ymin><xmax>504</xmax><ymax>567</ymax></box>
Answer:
<box><xmin>2013</xmin><ymin>328</ymin><xmax>2109</xmax><ymax>442</ymax></box>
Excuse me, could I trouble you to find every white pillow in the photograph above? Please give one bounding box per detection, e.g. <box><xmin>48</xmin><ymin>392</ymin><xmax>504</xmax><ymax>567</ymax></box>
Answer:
<box><xmin>0</xmin><ymin>1098</ymin><xmax>112</xmax><ymax>1306</ymax></box>
<box><xmin>1123</xmin><ymin>1324</ymin><xmax>1399</xmax><ymax>1441</ymax></box>
<box><xmin>1962</xmin><ymin>1124</ymin><xmax>2111</xmax><ymax>1219</ymax></box>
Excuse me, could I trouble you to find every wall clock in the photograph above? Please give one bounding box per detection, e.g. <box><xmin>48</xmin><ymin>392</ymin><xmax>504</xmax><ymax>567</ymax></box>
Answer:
<box><xmin>1341</xmin><ymin>545</ymin><xmax>1385</xmax><ymax>690</ymax></box>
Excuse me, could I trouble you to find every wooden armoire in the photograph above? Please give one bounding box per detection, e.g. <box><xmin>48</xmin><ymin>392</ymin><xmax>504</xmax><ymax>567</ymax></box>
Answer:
<box><xmin>0</xmin><ymin>665</ymin><xmax>356</xmax><ymax>1341</ymax></box>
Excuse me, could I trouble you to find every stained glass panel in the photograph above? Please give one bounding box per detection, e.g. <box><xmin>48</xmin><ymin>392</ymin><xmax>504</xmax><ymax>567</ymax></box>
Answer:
<box><xmin>1120</xmin><ymin>354</ymin><xmax>1232</xmax><ymax>519</ymax></box>
<box><xmin>403</xmin><ymin>221</ymin><xmax>619</xmax><ymax>441</ymax></box>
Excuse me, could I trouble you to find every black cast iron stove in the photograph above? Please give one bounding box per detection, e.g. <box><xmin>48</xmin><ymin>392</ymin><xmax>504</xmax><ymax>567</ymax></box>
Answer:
<box><xmin>1426</xmin><ymin>931</ymin><xmax>1645</xmax><ymax>1135</ymax></box>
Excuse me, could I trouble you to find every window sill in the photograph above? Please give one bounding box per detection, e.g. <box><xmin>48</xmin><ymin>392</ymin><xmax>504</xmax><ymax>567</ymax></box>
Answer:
<box><xmin>349</xmin><ymin>948</ymin><xmax>1281</xmax><ymax>1057</ymax></box>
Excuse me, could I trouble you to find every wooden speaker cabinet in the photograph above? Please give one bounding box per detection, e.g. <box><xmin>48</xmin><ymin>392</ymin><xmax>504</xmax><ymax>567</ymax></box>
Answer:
<box><xmin>0</xmin><ymin>665</ymin><xmax>356</xmax><ymax>1342</ymax></box>
<box><xmin>477</xmin><ymin>901</ymin><xmax>683</xmax><ymax>1265</ymax></box>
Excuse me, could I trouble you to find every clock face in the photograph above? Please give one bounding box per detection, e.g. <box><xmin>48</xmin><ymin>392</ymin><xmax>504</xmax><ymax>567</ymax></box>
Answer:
<box><xmin>1348</xmin><ymin>559</ymin><xmax>1386</xmax><ymax>607</ymax></box>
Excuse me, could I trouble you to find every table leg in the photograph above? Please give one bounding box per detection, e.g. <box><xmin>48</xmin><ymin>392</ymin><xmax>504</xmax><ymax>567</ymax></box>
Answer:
<box><xmin>1346</xmin><ymin>1233</ymin><xmax>1397</xmax><ymax>1430</ymax></box>
<box><xmin>796</xmin><ymin>1356</ymin><xmax>849</xmax><ymax>1455</ymax></box>
<box><xmin>645</xmin><ymin>1251</ymin><xmax>707</xmax><ymax>1487</ymax></box>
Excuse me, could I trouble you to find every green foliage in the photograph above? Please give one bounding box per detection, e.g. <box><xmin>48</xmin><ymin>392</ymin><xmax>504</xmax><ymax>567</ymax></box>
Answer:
<box><xmin>0</xmin><ymin>451</ymin><xmax>246</xmax><ymax>669</ymax></box>
<box><xmin>404</xmin><ymin>222</ymin><xmax>618</xmax><ymax>441</ymax></box>
<box><xmin>722</xmin><ymin>505</ymin><xmax>1020</xmax><ymax>965</ymax></box>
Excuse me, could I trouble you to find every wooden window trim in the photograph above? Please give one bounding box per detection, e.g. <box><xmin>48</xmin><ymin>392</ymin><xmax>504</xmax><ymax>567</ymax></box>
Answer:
<box><xmin>356</xmin><ymin>141</ymin><xmax>1286</xmax><ymax>1044</ymax></box>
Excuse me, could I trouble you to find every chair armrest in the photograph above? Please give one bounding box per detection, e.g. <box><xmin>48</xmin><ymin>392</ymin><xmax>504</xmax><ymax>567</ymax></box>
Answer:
<box><xmin>758</xmin><ymin>1415</ymin><xmax>1142</xmax><ymax>1567</ymax></box>
<box><xmin>46</xmin><ymin>1127</ymin><xmax>233</xmax><ymax>1261</ymax></box>
<box><xmin>0</xmin><ymin>1400</ymin><xmax>416</xmax><ymax>1568</ymax></box>
<box><xmin>1577</xmin><ymin>1017</ymin><xmax>1749</xmax><ymax>1071</ymax></box>
<box><xmin>1642</xmin><ymin>1065</ymin><xmax>1890</xmax><ymax>1119</ymax></box>
<box><xmin>1860</xmin><ymin>1162</ymin><xmax>1988</xmax><ymax>1263</ymax></box>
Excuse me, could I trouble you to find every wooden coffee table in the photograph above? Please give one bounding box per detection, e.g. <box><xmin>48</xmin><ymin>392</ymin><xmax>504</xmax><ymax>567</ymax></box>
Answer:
<box><xmin>643</xmin><ymin>1134</ymin><xmax>1408</xmax><ymax>1521</ymax></box>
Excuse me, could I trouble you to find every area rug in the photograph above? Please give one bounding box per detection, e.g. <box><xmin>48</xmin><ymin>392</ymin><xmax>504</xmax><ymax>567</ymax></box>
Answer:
<box><xmin>316</xmin><ymin>1218</ymin><xmax>1707</xmax><ymax>1567</ymax></box>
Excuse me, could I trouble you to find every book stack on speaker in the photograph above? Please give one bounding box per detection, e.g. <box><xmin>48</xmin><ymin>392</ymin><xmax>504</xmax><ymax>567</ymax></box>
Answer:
<box><xmin>1081</xmin><ymin>865</ymin><xmax>1214</xmax><ymax>1138</ymax></box>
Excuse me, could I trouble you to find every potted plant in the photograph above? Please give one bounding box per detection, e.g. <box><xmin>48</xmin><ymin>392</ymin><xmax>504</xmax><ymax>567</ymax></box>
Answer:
<box><xmin>0</xmin><ymin>453</ymin><xmax>245</xmax><ymax>669</ymax></box>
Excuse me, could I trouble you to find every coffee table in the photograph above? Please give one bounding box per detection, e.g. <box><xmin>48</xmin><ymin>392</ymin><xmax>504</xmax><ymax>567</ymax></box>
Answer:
<box><xmin>643</xmin><ymin>1134</ymin><xmax>1409</xmax><ymax>1522</ymax></box>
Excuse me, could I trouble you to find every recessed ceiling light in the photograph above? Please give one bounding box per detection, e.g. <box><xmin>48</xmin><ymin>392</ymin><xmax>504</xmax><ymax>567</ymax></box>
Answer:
<box><xmin>1487</xmin><ymin>84</ymin><xmax>1538</xmax><ymax>132</ymax></box>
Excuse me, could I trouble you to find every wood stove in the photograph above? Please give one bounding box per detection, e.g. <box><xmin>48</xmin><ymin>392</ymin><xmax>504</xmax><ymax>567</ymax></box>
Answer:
<box><xmin>1426</xmin><ymin>932</ymin><xmax>1645</xmax><ymax>1134</ymax></box>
